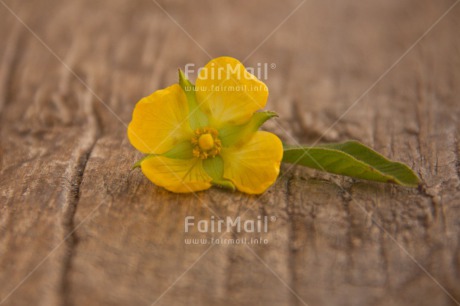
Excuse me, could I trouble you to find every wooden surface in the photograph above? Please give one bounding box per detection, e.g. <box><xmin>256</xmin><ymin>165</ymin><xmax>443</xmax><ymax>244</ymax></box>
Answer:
<box><xmin>1</xmin><ymin>0</ymin><xmax>460</xmax><ymax>305</ymax></box>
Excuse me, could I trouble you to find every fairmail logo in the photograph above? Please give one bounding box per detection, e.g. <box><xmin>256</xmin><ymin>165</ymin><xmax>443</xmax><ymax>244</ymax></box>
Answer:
<box><xmin>184</xmin><ymin>215</ymin><xmax>276</xmax><ymax>233</ymax></box>
<box><xmin>183</xmin><ymin>62</ymin><xmax>276</xmax><ymax>81</ymax></box>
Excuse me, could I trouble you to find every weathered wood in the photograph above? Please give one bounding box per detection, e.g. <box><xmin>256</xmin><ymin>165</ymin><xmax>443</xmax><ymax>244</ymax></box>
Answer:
<box><xmin>1</xmin><ymin>0</ymin><xmax>460</xmax><ymax>305</ymax></box>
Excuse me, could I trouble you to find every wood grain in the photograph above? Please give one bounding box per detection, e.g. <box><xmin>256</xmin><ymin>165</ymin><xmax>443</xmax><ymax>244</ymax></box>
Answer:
<box><xmin>1</xmin><ymin>0</ymin><xmax>460</xmax><ymax>305</ymax></box>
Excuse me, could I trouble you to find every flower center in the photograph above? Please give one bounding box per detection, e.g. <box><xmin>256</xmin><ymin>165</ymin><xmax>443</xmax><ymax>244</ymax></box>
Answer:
<box><xmin>191</xmin><ymin>127</ymin><xmax>221</xmax><ymax>159</ymax></box>
<box><xmin>198</xmin><ymin>134</ymin><xmax>214</xmax><ymax>151</ymax></box>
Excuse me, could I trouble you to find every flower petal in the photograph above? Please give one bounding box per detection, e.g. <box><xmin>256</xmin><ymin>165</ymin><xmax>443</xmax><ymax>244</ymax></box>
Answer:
<box><xmin>128</xmin><ymin>84</ymin><xmax>193</xmax><ymax>154</ymax></box>
<box><xmin>195</xmin><ymin>57</ymin><xmax>268</xmax><ymax>128</ymax></box>
<box><xmin>141</xmin><ymin>156</ymin><xmax>212</xmax><ymax>193</ymax></box>
<box><xmin>221</xmin><ymin>131</ymin><xmax>283</xmax><ymax>194</ymax></box>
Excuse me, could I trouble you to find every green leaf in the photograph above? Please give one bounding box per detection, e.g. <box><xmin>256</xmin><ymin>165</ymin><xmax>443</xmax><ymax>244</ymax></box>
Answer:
<box><xmin>132</xmin><ymin>141</ymin><xmax>194</xmax><ymax>169</ymax></box>
<box><xmin>178</xmin><ymin>69</ymin><xmax>208</xmax><ymax>129</ymax></box>
<box><xmin>219</xmin><ymin>111</ymin><xmax>278</xmax><ymax>147</ymax></box>
<box><xmin>202</xmin><ymin>155</ymin><xmax>235</xmax><ymax>191</ymax></box>
<box><xmin>282</xmin><ymin>140</ymin><xmax>420</xmax><ymax>187</ymax></box>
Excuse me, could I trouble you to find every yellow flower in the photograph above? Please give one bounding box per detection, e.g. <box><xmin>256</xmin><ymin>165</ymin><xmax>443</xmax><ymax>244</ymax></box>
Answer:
<box><xmin>127</xmin><ymin>57</ymin><xmax>283</xmax><ymax>194</ymax></box>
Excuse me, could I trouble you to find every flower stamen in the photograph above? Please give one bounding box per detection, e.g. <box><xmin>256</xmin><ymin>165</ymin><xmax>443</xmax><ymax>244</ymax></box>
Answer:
<box><xmin>191</xmin><ymin>127</ymin><xmax>221</xmax><ymax>159</ymax></box>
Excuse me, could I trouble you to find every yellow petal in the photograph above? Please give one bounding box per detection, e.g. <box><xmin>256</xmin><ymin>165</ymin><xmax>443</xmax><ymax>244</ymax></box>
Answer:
<box><xmin>128</xmin><ymin>84</ymin><xmax>192</xmax><ymax>154</ymax></box>
<box><xmin>141</xmin><ymin>156</ymin><xmax>212</xmax><ymax>193</ymax></box>
<box><xmin>221</xmin><ymin>131</ymin><xmax>283</xmax><ymax>194</ymax></box>
<box><xmin>195</xmin><ymin>57</ymin><xmax>268</xmax><ymax>128</ymax></box>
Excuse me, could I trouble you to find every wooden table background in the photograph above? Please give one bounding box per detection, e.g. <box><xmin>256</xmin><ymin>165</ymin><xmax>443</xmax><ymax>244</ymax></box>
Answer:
<box><xmin>1</xmin><ymin>0</ymin><xmax>460</xmax><ymax>305</ymax></box>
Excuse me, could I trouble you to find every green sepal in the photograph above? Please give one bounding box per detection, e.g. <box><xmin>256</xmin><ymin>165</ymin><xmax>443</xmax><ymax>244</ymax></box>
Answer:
<box><xmin>219</xmin><ymin>111</ymin><xmax>278</xmax><ymax>147</ymax></box>
<box><xmin>132</xmin><ymin>154</ymin><xmax>156</xmax><ymax>170</ymax></box>
<box><xmin>132</xmin><ymin>141</ymin><xmax>194</xmax><ymax>169</ymax></box>
<box><xmin>178</xmin><ymin>69</ymin><xmax>208</xmax><ymax>130</ymax></box>
<box><xmin>202</xmin><ymin>155</ymin><xmax>235</xmax><ymax>191</ymax></box>
<box><xmin>282</xmin><ymin>140</ymin><xmax>420</xmax><ymax>187</ymax></box>
<box><xmin>212</xmin><ymin>179</ymin><xmax>236</xmax><ymax>191</ymax></box>
<box><xmin>162</xmin><ymin>141</ymin><xmax>194</xmax><ymax>159</ymax></box>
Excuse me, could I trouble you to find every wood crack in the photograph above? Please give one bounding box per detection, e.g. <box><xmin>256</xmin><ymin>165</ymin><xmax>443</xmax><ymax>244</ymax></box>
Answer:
<box><xmin>418</xmin><ymin>182</ymin><xmax>447</xmax><ymax>236</ymax></box>
<box><xmin>455</xmin><ymin>136</ymin><xmax>460</xmax><ymax>184</ymax></box>
<box><xmin>285</xmin><ymin>175</ymin><xmax>300</xmax><ymax>306</ymax></box>
<box><xmin>56</xmin><ymin>88</ymin><xmax>100</xmax><ymax>306</ymax></box>
<box><xmin>0</xmin><ymin>23</ymin><xmax>22</xmax><ymax>115</ymax></box>
<box><xmin>338</xmin><ymin>183</ymin><xmax>355</xmax><ymax>285</ymax></box>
